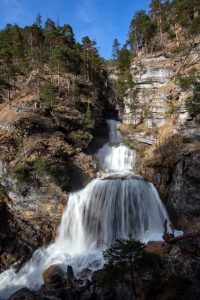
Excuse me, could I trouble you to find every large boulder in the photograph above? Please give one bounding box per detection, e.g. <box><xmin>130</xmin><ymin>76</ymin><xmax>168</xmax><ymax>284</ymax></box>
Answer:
<box><xmin>42</xmin><ymin>264</ymin><xmax>65</xmax><ymax>286</ymax></box>
<box><xmin>7</xmin><ymin>288</ymin><xmax>35</xmax><ymax>300</ymax></box>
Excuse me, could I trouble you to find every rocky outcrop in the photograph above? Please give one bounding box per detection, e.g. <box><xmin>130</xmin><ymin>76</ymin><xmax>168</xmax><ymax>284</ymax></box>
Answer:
<box><xmin>123</xmin><ymin>55</ymin><xmax>175</xmax><ymax>129</ymax></box>
<box><xmin>0</xmin><ymin>71</ymin><xmax>112</xmax><ymax>272</ymax></box>
<box><xmin>7</xmin><ymin>237</ymin><xmax>200</xmax><ymax>300</ymax></box>
<box><xmin>137</xmin><ymin>142</ymin><xmax>200</xmax><ymax>233</ymax></box>
<box><xmin>122</xmin><ymin>43</ymin><xmax>200</xmax><ymax>146</ymax></box>
<box><xmin>167</xmin><ymin>151</ymin><xmax>200</xmax><ymax>231</ymax></box>
<box><xmin>0</xmin><ymin>199</ymin><xmax>56</xmax><ymax>273</ymax></box>
<box><xmin>119</xmin><ymin>42</ymin><xmax>200</xmax><ymax>234</ymax></box>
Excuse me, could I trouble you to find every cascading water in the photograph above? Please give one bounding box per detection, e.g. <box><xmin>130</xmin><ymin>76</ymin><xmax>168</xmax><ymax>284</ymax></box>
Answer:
<box><xmin>0</xmin><ymin>119</ymin><xmax>174</xmax><ymax>299</ymax></box>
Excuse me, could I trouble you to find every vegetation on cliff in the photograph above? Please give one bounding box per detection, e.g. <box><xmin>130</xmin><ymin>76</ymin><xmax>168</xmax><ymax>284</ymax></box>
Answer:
<box><xmin>111</xmin><ymin>0</ymin><xmax>200</xmax><ymax>115</ymax></box>
<box><xmin>0</xmin><ymin>15</ymin><xmax>107</xmax><ymax>103</ymax></box>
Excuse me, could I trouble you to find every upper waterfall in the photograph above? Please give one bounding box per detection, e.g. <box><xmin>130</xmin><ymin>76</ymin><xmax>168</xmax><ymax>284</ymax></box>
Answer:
<box><xmin>96</xmin><ymin>120</ymin><xmax>136</xmax><ymax>172</ymax></box>
<box><xmin>0</xmin><ymin>119</ymin><xmax>174</xmax><ymax>299</ymax></box>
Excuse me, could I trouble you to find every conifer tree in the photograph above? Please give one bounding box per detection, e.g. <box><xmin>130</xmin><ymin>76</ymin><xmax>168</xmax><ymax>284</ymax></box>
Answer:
<box><xmin>112</xmin><ymin>38</ymin><xmax>120</xmax><ymax>61</ymax></box>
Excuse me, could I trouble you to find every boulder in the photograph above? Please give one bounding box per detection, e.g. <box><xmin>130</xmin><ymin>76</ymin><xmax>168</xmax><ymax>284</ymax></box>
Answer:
<box><xmin>35</xmin><ymin>287</ymin><xmax>73</xmax><ymax>300</ymax></box>
<box><xmin>67</xmin><ymin>265</ymin><xmax>76</xmax><ymax>289</ymax></box>
<box><xmin>145</xmin><ymin>241</ymin><xmax>167</xmax><ymax>257</ymax></box>
<box><xmin>8</xmin><ymin>288</ymin><xmax>35</xmax><ymax>300</ymax></box>
<box><xmin>179</xmin><ymin>237</ymin><xmax>200</xmax><ymax>256</ymax></box>
<box><xmin>42</xmin><ymin>264</ymin><xmax>65</xmax><ymax>286</ymax></box>
<box><xmin>77</xmin><ymin>268</ymin><xmax>92</xmax><ymax>280</ymax></box>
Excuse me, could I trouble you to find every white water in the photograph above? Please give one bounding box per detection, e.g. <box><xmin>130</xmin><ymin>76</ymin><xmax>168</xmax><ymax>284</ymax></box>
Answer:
<box><xmin>0</xmin><ymin>119</ymin><xmax>173</xmax><ymax>298</ymax></box>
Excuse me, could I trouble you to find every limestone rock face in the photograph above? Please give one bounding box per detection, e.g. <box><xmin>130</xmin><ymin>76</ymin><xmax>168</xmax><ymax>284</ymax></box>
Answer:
<box><xmin>123</xmin><ymin>55</ymin><xmax>175</xmax><ymax>130</ymax></box>
<box><xmin>119</xmin><ymin>43</ymin><xmax>200</xmax><ymax>234</ymax></box>
<box><xmin>167</xmin><ymin>151</ymin><xmax>200</xmax><ymax>231</ymax></box>
<box><xmin>140</xmin><ymin>150</ymin><xmax>200</xmax><ymax>232</ymax></box>
<box><xmin>122</xmin><ymin>43</ymin><xmax>200</xmax><ymax>146</ymax></box>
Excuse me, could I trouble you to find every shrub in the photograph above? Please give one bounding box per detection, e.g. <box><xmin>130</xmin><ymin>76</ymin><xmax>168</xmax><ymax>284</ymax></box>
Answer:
<box><xmin>70</xmin><ymin>129</ymin><xmax>91</xmax><ymax>147</ymax></box>
<box><xmin>13</xmin><ymin>163</ymin><xmax>30</xmax><ymax>195</ymax></box>
<box><xmin>176</xmin><ymin>68</ymin><xmax>199</xmax><ymax>91</ymax></box>
<box><xmin>176</xmin><ymin>68</ymin><xmax>200</xmax><ymax>117</ymax></box>
<box><xmin>13</xmin><ymin>163</ymin><xmax>28</xmax><ymax>183</ymax></box>
<box><xmin>32</xmin><ymin>157</ymin><xmax>46</xmax><ymax>178</ymax></box>
<box><xmin>85</xmin><ymin>104</ymin><xmax>95</xmax><ymax>129</ymax></box>
<box><xmin>185</xmin><ymin>93</ymin><xmax>200</xmax><ymax>117</ymax></box>
<box><xmin>49</xmin><ymin>164</ymin><xmax>65</xmax><ymax>179</ymax></box>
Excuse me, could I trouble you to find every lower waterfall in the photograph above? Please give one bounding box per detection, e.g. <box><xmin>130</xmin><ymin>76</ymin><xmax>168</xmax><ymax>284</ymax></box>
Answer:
<box><xmin>0</xmin><ymin>119</ymin><xmax>175</xmax><ymax>298</ymax></box>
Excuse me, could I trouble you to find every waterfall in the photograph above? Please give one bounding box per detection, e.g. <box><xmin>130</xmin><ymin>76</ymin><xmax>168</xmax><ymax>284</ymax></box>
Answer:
<box><xmin>0</xmin><ymin>119</ymin><xmax>175</xmax><ymax>298</ymax></box>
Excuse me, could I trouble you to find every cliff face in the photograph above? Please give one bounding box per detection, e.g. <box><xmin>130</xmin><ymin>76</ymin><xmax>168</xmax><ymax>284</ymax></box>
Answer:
<box><xmin>0</xmin><ymin>71</ymin><xmax>112</xmax><ymax>271</ymax></box>
<box><xmin>124</xmin><ymin>55</ymin><xmax>174</xmax><ymax>130</ymax></box>
<box><xmin>122</xmin><ymin>43</ymin><xmax>200</xmax><ymax>144</ymax></box>
<box><xmin>120</xmin><ymin>42</ymin><xmax>200</xmax><ymax>231</ymax></box>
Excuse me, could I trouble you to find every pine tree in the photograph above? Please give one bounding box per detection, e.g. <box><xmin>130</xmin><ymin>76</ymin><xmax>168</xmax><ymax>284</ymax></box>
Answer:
<box><xmin>101</xmin><ymin>239</ymin><xmax>159</xmax><ymax>296</ymax></box>
<box><xmin>112</xmin><ymin>38</ymin><xmax>120</xmax><ymax>61</ymax></box>
<box><xmin>85</xmin><ymin>103</ymin><xmax>95</xmax><ymax>129</ymax></box>
<box><xmin>35</xmin><ymin>13</ymin><xmax>43</xmax><ymax>28</ymax></box>
<box><xmin>42</xmin><ymin>80</ymin><xmax>56</xmax><ymax>107</ymax></box>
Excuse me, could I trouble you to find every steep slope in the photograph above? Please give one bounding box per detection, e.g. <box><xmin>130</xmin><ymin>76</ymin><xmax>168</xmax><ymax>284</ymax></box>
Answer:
<box><xmin>0</xmin><ymin>70</ymin><xmax>113</xmax><ymax>272</ymax></box>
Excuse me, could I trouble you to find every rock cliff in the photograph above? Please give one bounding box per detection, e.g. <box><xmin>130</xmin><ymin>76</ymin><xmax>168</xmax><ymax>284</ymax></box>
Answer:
<box><xmin>0</xmin><ymin>72</ymin><xmax>112</xmax><ymax>272</ymax></box>
<box><xmin>120</xmin><ymin>42</ymin><xmax>200</xmax><ymax>232</ymax></box>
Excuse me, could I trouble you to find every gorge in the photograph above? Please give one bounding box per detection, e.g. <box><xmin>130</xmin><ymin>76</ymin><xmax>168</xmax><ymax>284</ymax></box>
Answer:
<box><xmin>0</xmin><ymin>119</ymin><xmax>176</xmax><ymax>298</ymax></box>
<box><xmin>0</xmin><ymin>1</ymin><xmax>200</xmax><ymax>299</ymax></box>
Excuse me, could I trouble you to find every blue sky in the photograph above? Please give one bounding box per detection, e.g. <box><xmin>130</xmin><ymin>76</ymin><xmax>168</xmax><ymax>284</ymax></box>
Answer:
<box><xmin>0</xmin><ymin>0</ymin><xmax>150</xmax><ymax>59</ymax></box>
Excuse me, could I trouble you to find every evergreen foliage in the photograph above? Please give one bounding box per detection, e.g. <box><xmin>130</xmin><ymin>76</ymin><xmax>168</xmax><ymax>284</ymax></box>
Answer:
<box><xmin>85</xmin><ymin>104</ymin><xmax>95</xmax><ymax>129</ymax></box>
<box><xmin>42</xmin><ymin>79</ymin><xmax>57</xmax><ymax>107</ymax></box>
<box><xmin>33</xmin><ymin>157</ymin><xmax>46</xmax><ymax>178</ymax></box>
<box><xmin>111</xmin><ymin>38</ymin><xmax>120</xmax><ymax>61</ymax></box>
<box><xmin>100</xmin><ymin>238</ymin><xmax>160</xmax><ymax>296</ymax></box>
<box><xmin>111</xmin><ymin>0</ymin><xmax>199</xmax><ymax>111</ymax></box>
<box><xmin>0</xmin><ymin>17</ymin><xmax>106</xmax><ymax>102</ymax></box>
<box><xmin>177</xmin><ymin>68</ymin><xmax>200</xmax><ymax>117</ymax></box>
<box><xmin>128</xmin><ymin>0</ymin><xmax>200</xmax><ymax>53</ymax></box>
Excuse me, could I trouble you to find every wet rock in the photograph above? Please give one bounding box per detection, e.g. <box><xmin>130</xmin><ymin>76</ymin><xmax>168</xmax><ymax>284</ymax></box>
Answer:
<box><xmin>76</xmin><ymin>279</ymin><xmax>92</xmax><ymax>293</ymax></box>
<box><xmin>67</xmin><ymin>265</ymin><xmax>76</xmax><ymax>289</ymax></box>
<box><xmin>179</xmin><ymin>237</ymin><xmax>200</xmax><ymax>256</ymax></box>
<box><xmin>145</xmin><ymin>241</ymin><xmax>166</xmax><ymax>257</ymax></box>
<box><xmin>7</xmin><ymin>288</ymin><xmax>35</xmax><ymax>300</ymax></box>
<box><xmin>169</xmin><ymin>244</ymin><xmax>181</xmax><ymax>257</ymax></box>
<box><xmin>42</xmin><ymin>264</ymin><xmax>65</xmax><ymax>286</ymax></box>
<box><xmin>35</xmin><ymin>287</ymin><xmax>73</xmax><ymax>300</ymax></box>
<box><xmin>80</xmin><ymin>290</ymin><xmax>96</xmax><ymax>300</ymax></box>
<box><xmin>91</xmin><ymin>270</ymin><xmax>102</xmax><ymax>286</ymax></box>
<box><xmin>77</xmin><ymin>268</ymin><xmax>92</xmax><ymax>280</ymax></box>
